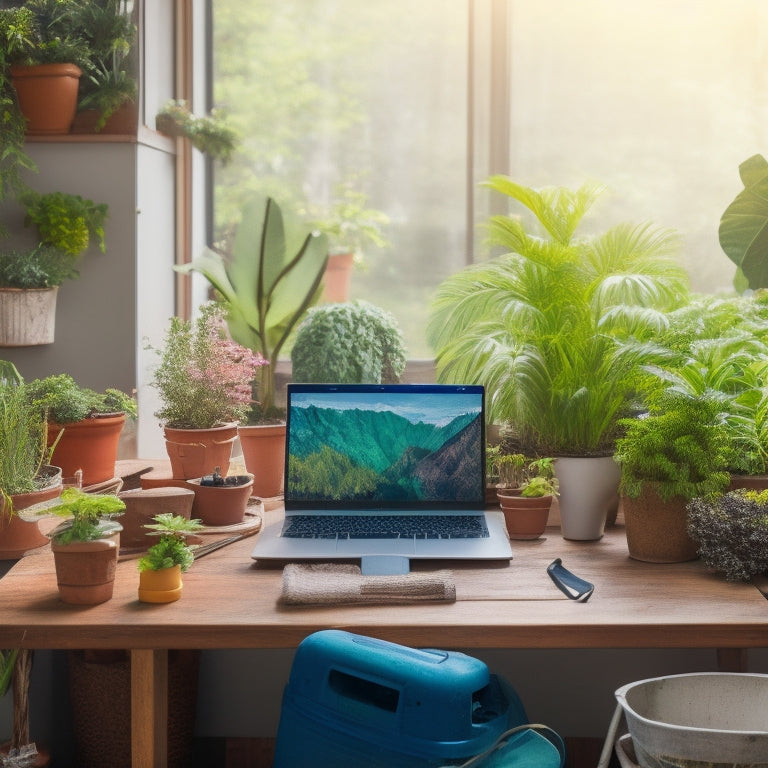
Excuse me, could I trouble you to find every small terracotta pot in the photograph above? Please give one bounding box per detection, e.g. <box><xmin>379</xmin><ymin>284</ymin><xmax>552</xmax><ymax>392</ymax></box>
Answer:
<box><xmin>622</xmin><ymin>485</ymin><xmax>698</xmax><ymax>563</ymax></box>
<box><xmin>497</xmin><ymin>490</ymin><xmax>552</xmax><ymax>540</ymax></box>
<box><xmin>118</xmin><ymin>487</ymin><xmax>195</xmax><ymax>550</ymax></box>
<box><xmin>0</xmin><ymin>466</ymin><xmax>62</xmax><ymax>560</ymax></box>
<box><xmin>48</xmin><ymin>413</ymin><xmax>126</xmax><ymax>486</ymax></box>
<box><xmin>238</xmin><ymin>424</ymin><xmax>286</xmax><ymax>498</ymax></box>
<box><xmin>323</xmin><ymin>252</ymin><xmax>354</xmax><ymax>302</ymax></box>
<box><xmin>185</xmin><ymin>474</ymin><xmax>253</xmax><ymax>526</ymax></box>
<box><xmin>51</xmin><ymin>535</ymin><xmax>120</xmax><ymax>605</ymax></box>
<box><xmin>11</xmin><ymin>63</ymin><xmax>82</xmax><ymax>135</ymax></box>
<box><xmin>138</xmin><ymin>564</ymin><xmax>183</xmax><ymax>603</ymax></box>
<box><xmin>163</xmin><ymin>424</ymin><xmax>237</xmax><ymax>480</ymax></box>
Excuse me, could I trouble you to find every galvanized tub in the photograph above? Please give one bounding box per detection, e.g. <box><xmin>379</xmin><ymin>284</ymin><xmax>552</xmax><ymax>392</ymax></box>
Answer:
<box><xmin>615</xmin><ymin>672</ymin><xmax>768</xmax><ymax>768</ymax></box>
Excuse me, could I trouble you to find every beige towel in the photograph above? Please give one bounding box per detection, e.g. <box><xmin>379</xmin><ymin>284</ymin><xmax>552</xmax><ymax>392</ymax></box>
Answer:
<box><xmin>280</xmin><ymin>563</ymin><xmax>456</xmax><ymax>605</ymax></box>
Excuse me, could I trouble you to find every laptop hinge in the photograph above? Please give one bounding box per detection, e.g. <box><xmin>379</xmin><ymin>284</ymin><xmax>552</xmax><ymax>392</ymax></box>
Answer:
<box><xmin>360</xmin><ymin>555</ymin><xmax>411</xmax><ymax>575</ymax></box>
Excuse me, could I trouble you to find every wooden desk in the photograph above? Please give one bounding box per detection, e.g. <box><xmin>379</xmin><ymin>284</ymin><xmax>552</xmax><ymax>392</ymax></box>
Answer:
<box><xmin>1</xmin><ymin>510</ymin><xmax>766</xmax><ymax>768</ymax></box>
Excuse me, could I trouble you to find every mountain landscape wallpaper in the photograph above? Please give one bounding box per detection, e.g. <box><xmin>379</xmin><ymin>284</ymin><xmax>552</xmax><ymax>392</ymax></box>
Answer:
<box><xmin>286</xmin><ymin>392</ymin><xmax>484</xmax><ymax>505</ymax></box>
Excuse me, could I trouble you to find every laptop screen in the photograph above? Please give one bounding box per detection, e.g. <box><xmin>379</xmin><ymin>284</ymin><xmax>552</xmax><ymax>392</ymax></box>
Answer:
<box><xmin>284</xmin><ymin>383</ymin><xmax>486</xmax><ymax>511</ymax></box>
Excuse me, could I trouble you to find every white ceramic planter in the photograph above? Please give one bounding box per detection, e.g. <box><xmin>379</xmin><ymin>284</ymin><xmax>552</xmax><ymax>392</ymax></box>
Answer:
<box><xmin>0</xmin><ymin>287</ymin><xmax>58</xmax><ymax>346</ymax></box>
<box><xmin>554</xmin><ymin>455</ymin><xmax>620</xmax><ymax>541</ymax></box>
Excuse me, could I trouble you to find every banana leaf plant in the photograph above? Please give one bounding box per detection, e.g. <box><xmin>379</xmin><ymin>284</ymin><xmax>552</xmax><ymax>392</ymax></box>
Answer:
<box><xmin>719</xmin><ymin>153</ymin><xmax>768</xmax><ymax>292</ymax></box>
<box><xmin>175</xmin><ymin>194</ymin><xmax>328</xmax><ymax>420</ymax></box>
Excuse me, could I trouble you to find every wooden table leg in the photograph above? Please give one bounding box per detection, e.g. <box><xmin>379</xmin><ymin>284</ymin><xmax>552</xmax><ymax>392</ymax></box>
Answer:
<box><xmin>717</xmin><ymin>647</ymin><xmax>748</xmax><ymax>672</ymax></box>
<box><xmin>131</xmin><ymin>649</ymin><xmax>168</xmax><ymax>768</ymax></box>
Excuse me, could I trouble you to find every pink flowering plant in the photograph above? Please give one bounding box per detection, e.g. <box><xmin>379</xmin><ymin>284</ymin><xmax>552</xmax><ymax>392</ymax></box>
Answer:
<box><xmin>151</xmin><ymin>304</ymin><xmax>267</xmax><ymax>429</ymax></box>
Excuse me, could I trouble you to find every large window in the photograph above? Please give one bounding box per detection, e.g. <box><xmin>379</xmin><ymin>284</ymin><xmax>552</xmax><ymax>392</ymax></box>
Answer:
<box><xmin>211</xmin><ymin>1</ymin><xmax>768</xmax><ymax>356</ymax></box>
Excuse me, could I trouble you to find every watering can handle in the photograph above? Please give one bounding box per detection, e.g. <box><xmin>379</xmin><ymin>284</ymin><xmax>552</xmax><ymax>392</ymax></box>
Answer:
<box><xmin>547</xmin><ymin>558</ymin><xmax>595</xmax><ymax>602</ymax></box>
<box><xmin>596</xmin><ymin>703</ymin><xmax>625</xmax><ymax>768</ymax></box>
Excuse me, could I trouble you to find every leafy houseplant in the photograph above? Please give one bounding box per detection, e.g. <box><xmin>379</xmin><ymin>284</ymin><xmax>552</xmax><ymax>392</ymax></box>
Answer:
<box><xmin>687</xmin><ymin>489</ymin><xmax>768</xmax><ymax>582</ymax></box>
<box><xmin>155</xmin><ymin>99</ymin><xmax>238</xmax><ymax>163</ymax></box>
<box><xmin>615</xmin><ymin>392</ymin><xmax>732</xmax><ymax>563</ymax></box>
<box><xmin>0</xmin><ymin>245</ymin><xmax>79</xmax><ymax>289</ymax></box>
<box><xmin>291</xmin><ymin>300</ymin><xmax>407</xmax><ymax>384</ymax></box>
<box><xmin>137</xmin><ymin>513</ymin><xmax>204</xmax><ymax>603</ymax></box>
<box><xmin>45</xmin><ymin>487</ymin><xmax>125</xmax><ymax>605</ymax></box>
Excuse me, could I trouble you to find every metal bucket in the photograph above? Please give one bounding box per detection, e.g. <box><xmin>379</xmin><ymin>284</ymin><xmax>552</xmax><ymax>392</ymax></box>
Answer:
<box><xmin>614</xmin><ymin>672</ymin><xmax>768</xmax><ymax>768</ymax></box>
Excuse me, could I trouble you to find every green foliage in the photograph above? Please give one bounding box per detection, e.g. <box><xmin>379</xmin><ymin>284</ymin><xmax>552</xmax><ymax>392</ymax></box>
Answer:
<box><xmin>291</xmin><ymin>300</ymin><xmax>406</xmax><ymax>385</ymax></box>
<box><xmin>149</xmin><ymin>303</ymin><xmax>266</xmax><ymax>429</ymax></box>
<box><xmin>719</xmin><ymin>154</ymin><xmax>768</xmax><ymax>291</ymax></box>
<box><xmin>615</xmin><ymin>392</ymin><xmax>731</xmax><ymax>502</ymax></box>
<box><xmin>137</xmin><ymin>513</ymin><xmax>204</xmax><ymax>573</ymax></box>
<box><xmin>0</xmin><ymin>245</ymin><xmax>78</xmax><ymax>288</ymax></box>
<box><xmin>490</xmin><ymin>452</ymin><xmax>558</xmax><ymax>496</ymax></box>
<box><xmin>0</xmin><ymin>648</ymin><xmax>18</xmax><ymax>698</ymax></box>
<box><xmin>25</xmin><ymin>373</ymin><xmax>136</xmax><ymax>424</ymax></box>
<box><xmin>687</xmin><ymin>489</ymin><xmax>768</xmax><ymax>581</ymax></box>
<box><xmin>175</xmin><ymin>195</ymin><xmax>328</xmax><ymax>421</ymax></box>
<box><xmin>0</xmin><ymin>379</ymin><xmax>50</xmax><ymax>503</ymax></box>
<box><xmin>156</xmin><ymin>100</ymin><xmax>238</xmax><ymax>163</ymax></box>
<box><xmin>22</xmin><ymin>190</ymin><xmax>108</xmax><ymax>257</ymax></box>
<box><xmin>47</xmin><ymin>487</ymin><xmax>125</xmax><ymax>544</ymax></box>
<box><xmin>427</xmin><ymin>176</ymin><xmax>690</xmax><ymax>456</ymax></box>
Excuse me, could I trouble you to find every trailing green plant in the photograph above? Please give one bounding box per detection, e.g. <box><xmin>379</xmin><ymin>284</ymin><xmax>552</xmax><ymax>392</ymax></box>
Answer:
<box><xmin>175</xmin><ymin>195</ymin><xmax>329</xmax><ymax>422</ymax></box>
<box><xmin>138</xmin><ymin>513</ymin><xmax>204</xmax><ymax>573</ymax></box>
<box><xmin>45</xmin><ymin>487</ymin><xmax>124</xmax><ymax>544</ymax></box>
<box><xmin>155</xmin><ymin>99</ymin><xmax>238</xmax><ymax>163</ymax></box>
<box><xmin>0</xmin><ymin>378</ymin><xmax>51</xmax><ymax>506</ymax></box>
<box><xmin>21</xmin><ymin>190</ymin><xmax>108</xmax><ymax>257</ymax></box>
<box><xmin>149</xmin><ymin>302</ymin><xmax>266</xmax><ymax>429</ymax></box>
<box><xmin>687</xmin><ymin>489</ymin><xmax>768</xmax><ymax>581</ymax></box>
<box><xmin>719</xmin><ymin>154</ymin><xmax>768</xmax><ymax>292</ymax></box>
<box><xmin>291</xmin><ymin>300</ymin><xmax>406</xmax><ymax>384</ymax></box>
<box><xmin>615</xmin><ymin>392</ymin><xmax>731</xmax><ymax>502</ymax></box>
<box><xmin>307</xmin><ymin>182</ymin><xmax>390</xmax><ymax>264</ymax></box>
<box><xmin>427</xmin><ymin>176</ymin><xmax>690</xmax><ymax>456</ymax></box>
<box><xmin>0</xmin><ymin>245</ymin><xmax>79</xmax><ymax>288</ymax></box>
<box><xmin>25</xmin><ymin>373</ymin><xmax>136</xmax><ymax>424</ymax></box>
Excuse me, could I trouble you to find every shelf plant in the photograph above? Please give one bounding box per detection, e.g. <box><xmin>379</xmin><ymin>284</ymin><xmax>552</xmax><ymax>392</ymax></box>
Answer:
<box><xmin>291</xmin><ymin>300</ymin><xmax>406</xmax><ymax>384</ymax></box>
<box><xmin>155</xmin><ymin>99</ymin><xmax>238</xmax><ymax>163</ymax></box>
<box><xmin>137</xmin><ymin>512</ymin><xmax>204</xmax><ymax>603</ymax></box>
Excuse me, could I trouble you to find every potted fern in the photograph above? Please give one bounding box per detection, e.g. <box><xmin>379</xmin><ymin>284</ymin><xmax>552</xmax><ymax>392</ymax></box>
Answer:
<box><xmin>137</xmin><ymin>513</ymin><xmax>204</xmax><ymax>603</ymax></box>
<box><xmin>615</xmin><ymin>391</ymin><xmax>731</xmax><ymax>563</ymax></box>
<box><xmin>428</xmin><ymin>176</ymin><xmax>690</xmax><ymax>540</ymax></box>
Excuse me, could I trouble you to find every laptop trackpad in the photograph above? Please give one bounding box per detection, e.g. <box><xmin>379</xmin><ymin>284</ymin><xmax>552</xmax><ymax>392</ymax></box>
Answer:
<box><xmin>335</xmin><ymin>539</ymin><xmax>416</xmax><ymax>556</ymax></box>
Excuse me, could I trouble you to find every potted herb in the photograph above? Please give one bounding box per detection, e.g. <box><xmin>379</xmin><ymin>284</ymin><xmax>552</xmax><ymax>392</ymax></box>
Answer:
<box><xmin>175</xmin><ymin>194</ymin><xmax>328</xmax><ymax>497</ymax></box>
<box><xmin>291</xmin><ymin>300</ymin><xmax>406</xmax><ymax>384</ymax></box>
<box><xmin>155</xmin><ymin>99</ymin><xmax>238</xmax><ymax>163</ymax></box>
<box><xmin>25</xmin><ymin>373</ymin><xmax>136</xmax><ymax>486</ymax></box>
<box><xmin>137</xmin><ymin>513</ymin><xmax>204</xmax><ymax>603</ymax></box>
<box><xmin>149</xmin><ymin>303</ymin><xmax>266</xmax><ymax>480</ymax></box>
<box><xmin>0</xmin><ymin>367</ymin><xmax>62</xmax><ymax>559</ymax></box>
<box><xmin>45</xmin><ymin>487</ymin><xmax>125</xmax><ymax>605</ymax></box>
<box><xmin>6</xmin><ymin>0</ymin><xmax>91</xmax><ymax>135</ymax></box>
<box><xmin>492</xmin><ymin>453</ymin><xmax>558</xmax><ymax>540</ymax></box>
<box><xmin>687</xmin><ymin>489</ymin><xmax>768</xmax><ymax>582</ymax></box>
<box><xmin>427</xmin><ymin>176</ymin><xmax>690</xmax><ymax>540</ymax></box>
<box><xmin>308</xmin><ymin>184</ymin><xmax>390</xmax><ymax>302</ymax></box>
<box><xmin>615</xmin><ymin>392</ymin><xmax>731</xmax><ymax>563</ymax></box>
<box><xmin>0</xmin><ymin>245</ymin><xmax>79</xmax><ymax>346</ymax></box>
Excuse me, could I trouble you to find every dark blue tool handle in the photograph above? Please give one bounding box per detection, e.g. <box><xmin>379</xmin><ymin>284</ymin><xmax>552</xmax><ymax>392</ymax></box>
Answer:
<box><xmin>547</xmin><ymin>558</ymin><xmax>594</xmax><ymax>602</ymax></box>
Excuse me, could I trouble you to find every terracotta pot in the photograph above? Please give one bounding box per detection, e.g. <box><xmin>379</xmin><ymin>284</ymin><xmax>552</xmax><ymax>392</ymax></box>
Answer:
<box><xmin>163</xmin><ymin>423</ymin><xmax>237</xmax><ymax>480</ymax></box>
<box><xmin>238</xmin><ymin>424</ymin><xmax>286</xmax><ymax>498</ymax></box>
<box><xmin>48</xmin><ymin>413</ymin><xmax>126</xmax><ymax>486</ymax></box>
<box><xmin>622</xmin><ymin>485</ymin><xmax>699</xmax><ymax>563</ymax></box>
<box><xmin>729</xmin><ymin>474</ymin><xmax>768</xmax><ymax>492</ymax></box>
<box><xmin>138</xmin><ymin>564</ymin><xmax>183</xmax><ymax>603</ymax></box>
<box><xmin>118</xmin><ymin>487</ymin><xmax>195</xmax><ymax>550</ymax></box>
<box><xmin>0</xmin><ymin>287</ymin><xmax>58</xmax><ymax>347</ymax></box>
<box><xmin>323</xmin><ymin>252</ymin><xmax>354</xmax><ymax>302</ymax></box>
<box><xmin>497</xmin><ymin>490</ymin><xmax>552</xmax><ymax>540</ymax></box>
<box><xmin>10</xmin><ymin>63</ymin><xmax>82</xmax><ymax>135</ymax></box>
<box><xmin>185</xmin><ymin>474</ymin><xmax>253</xmax><ymax>526</ymax></box>
<box><xmin>70</xmin><ymin>102</ymin><xmax>138</xmax><ymax>135</ymax></box>
<box><xmin>0</xmin><ymin>466</ymin><xmax>62</xmax><ymax>560</ymax></box>
<box><xmin>51</xmin><ymin>535</ymin><xmax>119</xmax><ymax>605</ymax></box>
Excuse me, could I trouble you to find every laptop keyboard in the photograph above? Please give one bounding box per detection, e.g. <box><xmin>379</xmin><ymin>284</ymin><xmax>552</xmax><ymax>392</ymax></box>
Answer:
<box><xmin>282</xmin><ymin>514</ymin><xmax>489</xmax><ymax>540</ymax></box>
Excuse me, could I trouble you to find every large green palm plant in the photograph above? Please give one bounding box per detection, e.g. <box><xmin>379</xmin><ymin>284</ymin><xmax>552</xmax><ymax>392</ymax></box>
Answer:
<box><xmin>427</xmin><ymin>177</ymin><xmax>690</xmax><ymax>456</ymax></box>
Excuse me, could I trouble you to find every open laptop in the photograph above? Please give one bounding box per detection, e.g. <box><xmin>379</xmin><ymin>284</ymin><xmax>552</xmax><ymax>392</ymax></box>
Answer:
<box><xmin>250</xmin><ymin>383</ymin><xmax>512</xmax><ymax>574</ymax></box>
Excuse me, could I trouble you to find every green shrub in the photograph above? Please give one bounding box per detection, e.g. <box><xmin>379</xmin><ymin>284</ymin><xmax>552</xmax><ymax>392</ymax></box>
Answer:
<box><xmin>0</xmin><ymin>245</ymin><xmax>78</xmax><ymax>288</ymax></box>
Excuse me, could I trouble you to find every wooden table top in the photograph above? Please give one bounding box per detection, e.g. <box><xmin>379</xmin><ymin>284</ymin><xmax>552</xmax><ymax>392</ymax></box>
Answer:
<box><xmin>1</xmin><ymin>506</ymin><xmax>766</xmax><ymax>652</ymax></box>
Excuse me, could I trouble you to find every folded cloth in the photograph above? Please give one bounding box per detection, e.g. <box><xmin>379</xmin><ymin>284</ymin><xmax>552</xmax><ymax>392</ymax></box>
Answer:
<box><xmin>280</xmin><ymin>563</ymin><xmax>456</xmax><ymax>606</ymax></box>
